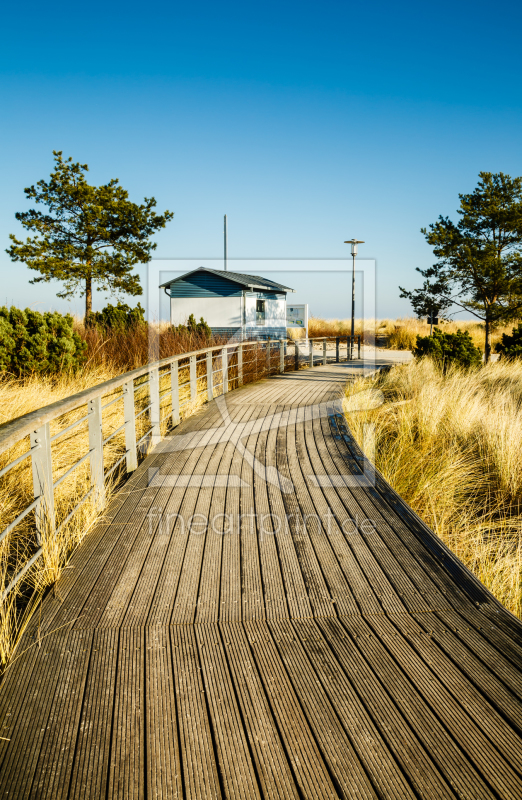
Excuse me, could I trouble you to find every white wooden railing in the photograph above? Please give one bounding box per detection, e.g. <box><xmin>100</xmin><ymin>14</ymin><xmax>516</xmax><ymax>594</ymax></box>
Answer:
<box><xmin>0</xmin><ymin>336</ymin><xmax>360</xmax><ymax>600</ymax></box>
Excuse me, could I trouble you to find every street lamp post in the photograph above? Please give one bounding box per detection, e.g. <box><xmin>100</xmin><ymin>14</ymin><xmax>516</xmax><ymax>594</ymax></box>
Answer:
<box><xmin>344</xmin><ymin>239</ymin><xmax>364</xmax><ymax>359</ymax></box>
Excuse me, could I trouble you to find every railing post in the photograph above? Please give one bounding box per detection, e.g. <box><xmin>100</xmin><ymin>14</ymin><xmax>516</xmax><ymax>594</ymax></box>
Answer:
<box><xmin>123</xmin><ymin>379</ymin><xmax>138</xmax><ymax>472</ymax></box>
<box><xmin>171</xmin><ymin>360</ymin><xmax>180</xmax><ymax>426</ymax></box>
<box><xmin>88</xmin><ymin>396</ymin><xmax>105</xmax><ymax>507</ymax></box>
<box><xmin>295</xmin><ymin>341</ymin><xmax>299</xmax><ymax>371</ymax></box>
<box><xmin>189</xmin><ymin>355</ymin><xmax>197</xmax><ymax>400</ymax></box>
<box><xmin>348</xmin><ymin>335</ymin><xmax>352</xmax><ymax>361</ymax></box>
<box><xmin>309</xmin><ymin>339</ymin><xmax>314</xmax><ymax>368</ymax></box>
<box><xmin>323</xmin><ymin>340</ymin><xmax>327</xmax><ymax>365</ymax></box>
<box><xmin>149</xmin><ymin>367</ymin><xmax>161</xmax><ymax>446</ymax></box>
<box><xmin>237</xmin><ymin>344</ymin><xmax>243</xmax><ymax>386</ymax></box>
<box><xmin>280</xmin><ymin>339</ymin><xmax>285</xmax><ymax>373</ymax></box>
<box><xmin>30</xmin><ymin>422</ymin><xmax>55</xmax><ymax>543</ymax></box>
<box><xmin>206</xmin><ymin>351</ymin><xmax>214</xmax><ymax>400</ymax></box>
<box><xmin>266</xmin><ymin>340</ymin><xmax>271</xmax><ymax>374</ymax></box>
<box><xmin>358</xmin><ymin>335</ymin><xmax>361</xmax><ymax>359</ymax></box>
<box><xmin>222</xmin><ymin>348</ymin><xmax>228</xmax><ymax>394</ymax></box>
<box><xmin>336</xmin><ymin>337</ymin><xmax>340</xmax><ymax>363</ymax></box>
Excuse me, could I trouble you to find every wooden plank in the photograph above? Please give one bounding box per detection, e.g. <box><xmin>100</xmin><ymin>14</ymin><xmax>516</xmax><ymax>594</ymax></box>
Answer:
<box><xmin>268</xmin><ymin>619</ymin><xmax>389</xmax><ymax>799</ymax></box>
<box><xmin>145</xmin><ymin>625</ymin><xmax>183</xmax><ymax>800</ymax></box>
<box><xmin>196</xmin><ymin>404</ymin><xmax>257</xmax><ymax>624</ymax></box>
<box><xmin>30</xmin><ymin>630</ymin><xmax>93</xmax><ymax>800</ymax></box>
<box><xmin>237</xmin><ymin>409</ymin><xmax>267</xmax><ymax>623</ymax></box>
<box><xmin>146</xmin><ymin>432</ymin><xmax>224</xmax><ymax>626</ymax></box>
<box><xmin>221</xmin><ymin>622</ymin><xmax>300</xmax><ymax>800</ymax></box>
<box><xmin>196</xmin><ymin>625</ymin><xmax>261</xmax><ymax>799</ymax></box>
<box><xmin>318</xmin><ymin>616</ymin><xmax>497</xmax><ymax>800</ymax></box>
<box><xmin>170</xmin><ymin>626</ymin><xmax>221</xmax><ymax>799</ymax></box>
<box><xmin>436</xmin><ymin>608</ymin><xmax>522</xmax><ymax>690</ymax></box>
<box><xmin>218</xmin><ymin>408</ymin><xmax>256</xmax><ymax>623</ymax></box>
<box><xmin>330</xmin><ymin>614</ymin><xmax>520</xmax><ymax>798</ymax></box>
<box><xmin>316</xmin><ymin>406</ymin><xmax>432</xmax><ymax>614</ymax></box>
<box><xmin>68</xmin><ymin>629</ymin><xmax>119</xmax><ymax>800</ymax></box>
<box><xmin>125</xmin><ymin>402</ymin><xmax>227</xmax><ymax>627</ymax></box>
<box><xmin>329</xmin><ymin>407</ymin><xmax>493</xmax><ymax>610</ymax></box>
<box><xmin>242</xmin><ymin>620</ymin><xmax>340</xmax><ymax>799</ymax></box>
<box><xmin>371</xmin><ymin>613</ymin><xmax>522</xmax><ymax>772</ymax></box>
<box><xmin>324</xmin><ymin>408</ymin><xmax>458</xmax><ymax>611</ymax></box>
<box><xmin>291</xmin><ymin>617</ymin><xmax>456</xmax><ymax>799</ymax></box>
<box><xmin>284</xmin><ymin>403</ymin><xmax>362</xmax><ymax>616</ymax></box>
<box><xmin>264</xmin><ymin>404</ymin><xmax>316</xmax><ymax>619</ymax></box>
<box><xmin>170</xmin><ymin>436</ymin><xmax>230</xmax><ymax>625</ymax></box>
<box><xmin>107</xmin><ymin>627</ymin><xmax>145</xmax><ymax>800</ymax></box>
<box><xmin>250</xmin><ymin>404</ymin><xmax>289</xmax><ymax>621</ymax></box>
<box><xmin>0</xmin><ymin>629</ymin><xmax>78</xmax><ymax>796</ymax></box>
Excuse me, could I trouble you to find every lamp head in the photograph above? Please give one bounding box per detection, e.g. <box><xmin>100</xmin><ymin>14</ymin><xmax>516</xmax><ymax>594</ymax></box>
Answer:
<box><xmin>344</xmin><ymin>238</ymin><xmax>365</xmax><ymax>256</ymax></box>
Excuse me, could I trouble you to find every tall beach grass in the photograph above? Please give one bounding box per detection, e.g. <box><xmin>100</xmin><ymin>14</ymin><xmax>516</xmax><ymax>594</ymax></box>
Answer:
<box><xmin>309</xmin><ymin>315</ymin><xmax>515</xmax><ymax>353</ymax></box>
<box><xmin>345</xmin><ymin>358</ymin><xmax>522</xmax><ymax>617</ymax></box>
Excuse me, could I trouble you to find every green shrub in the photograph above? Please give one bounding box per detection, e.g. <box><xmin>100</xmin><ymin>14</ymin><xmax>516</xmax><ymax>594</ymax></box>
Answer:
<box><xmin>413</xmin><ymin>327</ymin><xmax>482</xmax><ymax>369</ymax></box>
<box><xmin>0</xmin><ymin>306</ymin><xmax>87</xmax><ymax>375</ymax></box>
<box><xmin>86</xmin><ymin>301</ymin><xmax>146</xmax><ymax>331</ymax></box>
<box><xmin>173</xmin><ymin>314</ymin><xmax>211</xmax><ymax>339</ymax></box>
<box><xmin>496</xmin><ymin>323</ymin><xmax>522</xmax><ymax>359</ymax></box>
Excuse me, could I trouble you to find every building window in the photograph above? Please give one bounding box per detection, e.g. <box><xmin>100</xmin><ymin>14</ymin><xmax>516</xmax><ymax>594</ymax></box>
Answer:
<box><xmin>256</xmin><ymin>299</ymin><xmax>266</xmax><ymax>325</ymax></box>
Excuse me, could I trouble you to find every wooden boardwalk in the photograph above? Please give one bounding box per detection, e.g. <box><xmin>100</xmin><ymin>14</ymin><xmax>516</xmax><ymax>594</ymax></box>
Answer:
<box><xmin>1</xmin><ymin>363</ymin><xmax>522</xmax><ymax>799</ymax></box>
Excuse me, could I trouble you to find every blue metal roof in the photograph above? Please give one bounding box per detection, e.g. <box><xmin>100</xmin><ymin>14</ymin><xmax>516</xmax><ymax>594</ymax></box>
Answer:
<box><xmin>159</xmin><ymin>267</ymin><xmax>295</xmax><ymax>293</ymax></box>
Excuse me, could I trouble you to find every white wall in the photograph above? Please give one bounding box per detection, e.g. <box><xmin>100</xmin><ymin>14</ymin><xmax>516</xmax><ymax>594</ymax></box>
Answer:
<box><xmin>170</xmin><ymin>296</ymin><xmax>242</xmax><ymax>327</ymax></box>
<box><xmin>245</xmin><ymin>296</ymin><xmax>286</xmax><ymax>328</ymax></box>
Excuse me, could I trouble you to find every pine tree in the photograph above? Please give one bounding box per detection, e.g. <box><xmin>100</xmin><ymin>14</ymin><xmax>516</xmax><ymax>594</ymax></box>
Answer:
<box><xmin>7</xmin><ymin>151</ymin><xmax>173</xmax><ymax>320</ymax></box>
<box><xmin>400</xmin><ymin>172</ymin><xmax>522</xmax><ymax>361</ymax></box>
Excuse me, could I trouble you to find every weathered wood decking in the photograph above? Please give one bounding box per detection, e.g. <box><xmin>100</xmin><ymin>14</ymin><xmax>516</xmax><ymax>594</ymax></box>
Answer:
<box><xmin>1</xmin><ymin>364</ymin><xmax>522</xmax><ymax>799</ymax></box>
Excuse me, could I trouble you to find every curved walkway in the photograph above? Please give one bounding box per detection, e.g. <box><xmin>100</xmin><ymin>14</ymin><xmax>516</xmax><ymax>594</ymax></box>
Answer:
<box><xmin>1</xmin><ymin>364</ymin><xmax>522</xmax><ymax>799</ymax></box>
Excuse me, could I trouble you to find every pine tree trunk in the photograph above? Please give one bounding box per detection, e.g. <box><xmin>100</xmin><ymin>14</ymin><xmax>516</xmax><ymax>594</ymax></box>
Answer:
<box><xmin>484</xmin><ymin>316</ymin><xmax>491</xmax><ymax>363</ymax></box>
<box><xmin>85</xmin><ymin>274</ymin><xmax>92</xmax><ymax>320</ymax></box>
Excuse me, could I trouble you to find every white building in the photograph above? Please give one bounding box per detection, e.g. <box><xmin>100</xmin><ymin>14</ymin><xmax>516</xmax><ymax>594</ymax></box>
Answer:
<box><xmin>160</xmin><ymin>267</ymin><xmax>295</xmax><ymax>340</ymax></box>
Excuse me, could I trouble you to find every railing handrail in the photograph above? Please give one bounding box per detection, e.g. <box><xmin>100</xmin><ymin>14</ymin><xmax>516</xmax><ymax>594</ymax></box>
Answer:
<box><xmin>0</xmin><ymin>340</ymin><xmax>240</xmax><ymax>456</ymax></box>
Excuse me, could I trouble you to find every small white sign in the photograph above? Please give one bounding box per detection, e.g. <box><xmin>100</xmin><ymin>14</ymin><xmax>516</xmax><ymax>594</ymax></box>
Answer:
<box><xmin>287</xmin><ymin>304</ymin><xmax>308</xmax><ymax>332</ymax></box>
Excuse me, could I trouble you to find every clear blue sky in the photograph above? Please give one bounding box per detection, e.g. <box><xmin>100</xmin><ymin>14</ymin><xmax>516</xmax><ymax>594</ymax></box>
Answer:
<box><xmin>1</xmin><ymin>0</ymin><xmax>521</xmax><ymax>320</ymax></box>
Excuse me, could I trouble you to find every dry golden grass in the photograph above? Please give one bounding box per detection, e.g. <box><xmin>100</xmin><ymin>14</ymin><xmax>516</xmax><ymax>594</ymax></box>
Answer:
<box><xmin>309</xmin><ymin>316</ymin><xmax>516</xmax><ymax>353</ymax></box>
<box><xmin>344</xmin><ymin>357</ymin><xmax>522</xmax><ymax>617</ymax></box>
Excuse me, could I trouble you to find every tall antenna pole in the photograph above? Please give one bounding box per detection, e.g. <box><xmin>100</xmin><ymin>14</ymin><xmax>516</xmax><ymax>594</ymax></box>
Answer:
<box><xmin>224</xmin><ymin>214</ymin><xmax>228</xmax><ymax>271</ymax></box>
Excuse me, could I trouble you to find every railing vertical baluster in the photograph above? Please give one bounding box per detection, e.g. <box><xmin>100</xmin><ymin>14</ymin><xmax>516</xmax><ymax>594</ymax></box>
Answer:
<box><xmin>295</xmin><ymin>341</ymin><xmax>299</xmax><ymax>371</ymax></box>
<box><xmin>336</xmin><ymin>337</ymin><xmax>340</xmax><ymax>363</ymax></box>
<box><xmin>280</xmin><ymin>339</ymin><xmax>285</xmax><ymax>373</ymax></box>
<box><xmin>149</xmin><ymin>368</ymin><xmax>161</xmax><ymax>445</ymax></box>
<box><xmin>222</xmin><ymin>348</ymin><xmax>228</xmax><ymax>394</ymax></box>
<box><xmin>309</xmin><ymin>339</ymin><xmax>314</xmax><ymax>368</ymax></box>
<box><xmin>123</xmin><ymin>379</ymin><xmax>138</xmax><ymax>472</ymax></box>
<box><xmin>88</xmin><ymin>397</ymin><xmax>105</xmax><ymax>507</ymax></box>
<box><xmin>206</xmin><ymin>351</ymin><xmax>213</xmax><ymax>400</ymax></box>
<box><xmin>171</xmin><ymin>360</ymin><xmax>180</xmax><ymax>426</ymax></box>
<box><xmin>30</xmin><ymin>422</ymin><xmax>55</xmax><ymax>543</ymax></box>
<box><xmin>189</xmin><ymin>355</ymin><xmax>197</xmax><ymax>400</ymax></box>
<box><xmin>323</xmin><ymin>340</ymin><xmax>327</xmax><ymax>365</ymax></box>
<box><xmin>237</xmin><ymin>344</ymin><xmax>243</xmax><ymax>386</ymax></box>
<box><xmin>266</xmin><ymin>340</ymin><xmax>271</xmax><ymax>375</ymax></box>
<box><xmin>358</xmin><ymin>335</ymin><xmax>361</xmax><ymax>359</ymax></box>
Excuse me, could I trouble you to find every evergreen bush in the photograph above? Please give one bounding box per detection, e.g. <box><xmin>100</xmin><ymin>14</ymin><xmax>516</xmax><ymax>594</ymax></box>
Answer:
<box><xmin>173</xmin><ymin>314</ymin><xmax>211</xmax><ymax>339</ymax></box>
<box><xmin>496</xmin><ymin>323</ymin><xmax>522</xmax><ymax>359</ymax></box>
<box><xmin>86</xmin><ymin>301</ymin><xmax>146</xmax><ymax>331</ymax></box>
<box><xmin>0</xmin><ymin>306</ymin><xmax>87</xmax><ymax>375</ymax></box>
<box><xmin>413</xmin><ymin>327</ymin><xmax>482</xmax><ymax>369</ymax></box>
